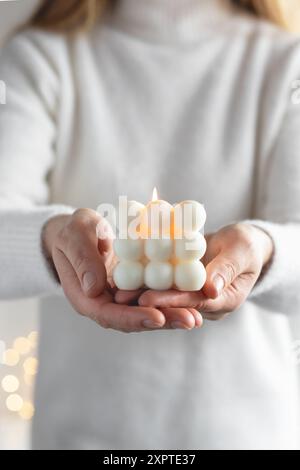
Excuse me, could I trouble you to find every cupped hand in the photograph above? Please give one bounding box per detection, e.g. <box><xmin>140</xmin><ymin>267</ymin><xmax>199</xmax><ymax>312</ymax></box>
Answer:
<box><xmin>43</xmin><ymin>209</ymin><xmax>203</xmax><ymax>332</ymax></box>
<box><xmin>126</xmin><ymin>223</ymin><xmax>273</xmax><ymax>321</ymax></box>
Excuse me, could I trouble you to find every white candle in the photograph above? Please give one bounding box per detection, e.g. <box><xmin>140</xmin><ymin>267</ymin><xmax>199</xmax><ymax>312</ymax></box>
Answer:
<box><xmin>113</xmin><ymin>191</ymin><xmax>207</xmax><ymax>292</ymax></box>
<box><xmin>145</xmin><ymin>239</ymin><xmax>173</xmax><ymax>262</ymax></box>
<box><xmin>140</xmin><ymin>198</ymin><xmax>173</xmax><ymax>239</ymax></box>
<box><xmin>174</xmin><ymin>200</ymin><xmax>206</xmax><ymax>236</ymax></box>
<box><xmin>174</xmin><ymin>232</ymin><xmax>206</xmax><ymax>261</ymax></box>
<box><xmin>174</xmin><ymin>261</ymin><xmax>206</xmax><ymax>292</ymax></box>
<box><xmin>144</xmin><ymin>261</ymin><xmax>173</xmax><ymax>291</ymax></box>
<box><xmin>114</xmin><ymin>239</ymin><xmax>144</xmax><ymax>261</ymax></box>
<box><xmin>119</xmin><ymin>200</ymin><xmax>145</xmax><ymax>239</ymax></box>
<box><xmin>113</xmin><ymin>200</ymin><xmax>145</xmax><ymax>290</ymax></box>
<box><xmin>113</xmin><ymin>261</ymin><xmax>144</xmax><ymax>291</ymax></box>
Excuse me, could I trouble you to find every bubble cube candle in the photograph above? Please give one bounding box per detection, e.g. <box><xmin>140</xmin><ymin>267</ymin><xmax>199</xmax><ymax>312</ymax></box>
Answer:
<box><xmin>113</xmin><ymin>191</ymin><xmax>207</xmax><ymax>291</ymax></box>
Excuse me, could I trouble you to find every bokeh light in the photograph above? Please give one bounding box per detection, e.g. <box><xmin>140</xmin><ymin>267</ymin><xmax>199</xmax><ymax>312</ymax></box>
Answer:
<box><xmin>24</xmin><ymin>374</ymin><xmax>35</xmax><ymax>387</ymax></box>
<box><xmin>1</xmin><ymin>375</ymin><xmax>19</xmax><ymax>393</ymax></box>
<box><xmin>3</xmin><ymin>349</ymin><xmax>20</xmax><ymax>367</ymax></box>
<box><xmin>1</xmin><ymin>330</ymin><xmax>39</xmax><ymax>425</ymax></box>
<box><xmin>27</xmin><ymin>331</ymin><xmax>38</xmax><ymax>348</ymax></box>
<box><xmin>6</xmin><ymin>394</ymin><xmax>23</xmax><ymax>412</ymax></box>
<box><xmin>13</xmin><ymin>337</ymin><xmax>31</xmax><ymax>355</ymax></box>
<box><xmin>19</xmin><ymin>401</ymin><xmax>34</xmax><ymax>421</ymax></box>
<box><xmin>23</xmin><ymin>357</ymin><xmax>38</xmax><ymax>376</ymax></box>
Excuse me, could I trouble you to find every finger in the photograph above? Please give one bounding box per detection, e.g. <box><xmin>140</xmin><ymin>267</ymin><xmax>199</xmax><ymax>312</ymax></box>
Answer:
<box><xmin>94</xmin><ymin>292</ymin><xmax>166</xmax><ymax>332</ymax></box>
<box><xmin>139</xmin><ymin>289</ymin><xmax>206</xmax><ymax>309</ymax></box>
<box><xmin>115</xmin><ymin>294</ymin><xmax>203</xmax><ymax>329</ymax></box>
<box><xmin>53</xmin><ymin>249</ymin><xmax>166</xmax><ymax>332</ymax></box>
<box><xmin>188</xmin><ymin>308</ymin><xmax>203</xmax><ymax>328</ymax></box>
<box><xmin>159</xmin><ymin>307</ymin><xmax>197</xmax><ymax>329</ymax></box>
<box><xmin>199</xmin><ymin>295</ymin><xmax>229</xmax><ymax>314</ymax></box>
<box><xmin>114</xmin><ymin>289</ymin><xmax>144</xmax><ymax>305</ymax></box>
<box><xmin>52</xmin><ymin>246</ymin><xmax>100</xmax><ymax>311</ymax></box>
<box><xmin>96</xmin><ymin>216</ymin><xmax>115</xmax><ymax>254</ymax></box>
<box><xmin>203</xmin><ymin>251</ymin><xmax>245</xmax><ymax>300</ymax></box>
<box><xmin>202</xmin><ymin>312</ymin><xmax>229</xmax><ymax>322</ymax></box>
<box><xmin>165</xmin><ymin>308</ymin><xmax>203</xmax><ymax>329</ymax></box>
<box><xmin>57</xmin><ymin>209</ymin><xmax>107</xmax><ymax>298</ymax></box>
<box><xmin>198</xmin><ymin>283</ymin><xmax>245</xmax><ymax>315</ymax></box>
<box><xmin>106</xmin><ymin>282</ymin><xmax>117</xmax><ymax>295</ymax></box>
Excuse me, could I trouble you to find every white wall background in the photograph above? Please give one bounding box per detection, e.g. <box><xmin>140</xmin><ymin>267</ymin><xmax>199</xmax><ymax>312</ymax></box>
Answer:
<box><xmin>0</xmin><ymin>0</ymin><xmax>40</xmax><ymax>450</ymax></box>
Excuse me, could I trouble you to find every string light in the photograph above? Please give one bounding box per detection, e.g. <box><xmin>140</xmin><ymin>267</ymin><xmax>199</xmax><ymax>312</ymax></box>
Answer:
<box><xmin>27</xmin><ymin>331</ymin><xmax>38</xmax><ymax>348</ymax></box>
<box><xmin>1</xmin><ymin>330</ymin><xmax>39</xmax><ymax>422</ymax></box>
<box><xmin>1</xmin><ymin>375</ymin><xmax>19</xmax><ymax>393</ymax></box>
<box><xmin>3</xmin><ymin>349</ymin><xmax>20</xmax><ymax>367</ymax></box>
<box><xmin>19</xmin><ymin>402</ymin><xmax>35</xmax><ymax>421</ymax></box>
<box><xmin>6</xmin><ymin>394</ymin><xmax>23</xmax><ymax>412</ymax></box>
<box><xmin>24</xmin><ymin>374</ymin><xmax>35</xmax><ymax>387</ymax></box>
<box><xmin>23</xmin><ymin>357</ymin><xmax>38</xmax><ymax>376</ymax></box>
<box><xmin>13</xmin><ymin>337</ymin><xmax>31</xmax><ymax>355</ymax></box>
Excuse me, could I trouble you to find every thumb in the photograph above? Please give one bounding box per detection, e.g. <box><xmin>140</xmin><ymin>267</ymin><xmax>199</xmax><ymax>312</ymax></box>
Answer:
<box><xmin>203</xmin><ymin>254</ymin><xmax>242</xmax><ymax>300</ymax></box>
<box><xmin>56</xmin><ymin>210</ymin><xmax>108</xmax><ymax>298</ymax></box>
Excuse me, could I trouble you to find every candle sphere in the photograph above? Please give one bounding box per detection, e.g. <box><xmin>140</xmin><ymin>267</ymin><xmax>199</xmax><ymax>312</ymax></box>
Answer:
<box><xmin>174</xmin><ymin>233</ymin><xmax>207</xmax><ymax>261</ymax></box>
<box><xmin>114</xmin><ymin>239</ymin><xmax>144</xmax><ymax>261</ymax></box>
<box><xmin>119</xmin><ymin>200</ymin><xmax>145</xmax><ymax>239</ymax></box>
<box><xmin>174</xmin><ymin>200</ymin><xmax>206</xmax><ymax>235</ymax></box>
<box><xmin>145</xmin><ymin>239</ymin><xmax>173</xmax><ymax>262</ymax></box>
<box><xmin>127</xmin><ymin>200</ymin><xmax>145</xmax><ymax>221</ymax></box>
<box><xmin>144</xmin><ymin>261</ymin><xmax>173</xmax><ymax>291</ymax></box>
<box><xmin>113</xmin><ymin>261</ymin><xmax>144</xmax><ymax>290</ymax></box>
<box><xmin>127</xmin><ymin>200</ymin><xmax>145</xmax><ymax>235</ymax></box>
<box><xmin>174</xmin><ymin>261</ymin><xmax>206</xmax><ymax>291</ymax></box>
<box><xmin>140</xmin><ymin>200</ymin><xmax>173</xmax><ymax>238</ymax></box>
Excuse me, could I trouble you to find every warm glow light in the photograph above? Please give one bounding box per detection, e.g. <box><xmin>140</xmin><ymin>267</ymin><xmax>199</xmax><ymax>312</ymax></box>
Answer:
<box><xmin>152</xmin><ymin>187</ymin><xmax>158</xmax><ymax>202</ymax></box>
<box><xmin>6</xmin><ymin>394</ymin><xmax>23</xmax><ymax>412</ymax></box>
<box><xmin>23</xmin><ymin>357</ymin><xmax>38</xmax><ymax>376</ymax></box>
<box><xmin>3</xmin><ymin>349</ymin><xmax>20</xmax><ymax>367</ymax></box>
<box><xmin>13</xmin><ymin>337</ymin><xmax>31</xmax><ymax>355</ymax></box>
<box><xmin>24</xmin><ymin>374</ymin><xmax>35</xmax><ymax>386</ymax></box>
<box><xmin>28</xmin><ymin>331</ymin><xmax>38</xmax><ymax>348</ymax></box>
<box><xmin>1</xmin><ymin>375</ymin><xmax>19</xmax><ymax>393</ymax></box>
<box><xmin>19</xmin><ymin>401</ymin><xmax>35</xmax><ymax>421</ymax></box>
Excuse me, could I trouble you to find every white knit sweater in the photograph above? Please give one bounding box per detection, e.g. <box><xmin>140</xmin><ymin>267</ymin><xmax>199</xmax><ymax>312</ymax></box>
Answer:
<box><xmin>1</xmin><ymin>0</ymin><xmax>300</xmax><ymax>450</ymax></box>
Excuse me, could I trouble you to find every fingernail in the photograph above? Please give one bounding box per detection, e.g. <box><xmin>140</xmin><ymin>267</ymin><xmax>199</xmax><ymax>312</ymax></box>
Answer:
<box><xmin>82</xmin><ymin>272</ymin><xmax>97</xmax><ymax>292</ymax></box>
<box><xmin>171</xmin><ymin>321</ymin><xmax>191</xmax><ymax>330</ymax></box>
<box><xmin>142</xmin><ymin>320</ymin><xmax>163</xmax><ymax>329</ymax></box>
<box><xmin>195</xmin><ymin>312</ymin><xmax>203</xmax><ymax>328</ymax></box>
<box><xmin>213</xmin><ymin>275</ymin><xmax>225</xmax><ymax>295</ymax></box>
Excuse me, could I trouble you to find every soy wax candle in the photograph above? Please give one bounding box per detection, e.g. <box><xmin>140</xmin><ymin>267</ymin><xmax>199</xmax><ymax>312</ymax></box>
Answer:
<box><xmin>113</xmin><ymin>189</ymin><xmax>207</xmax><ymax>291</ymax></box>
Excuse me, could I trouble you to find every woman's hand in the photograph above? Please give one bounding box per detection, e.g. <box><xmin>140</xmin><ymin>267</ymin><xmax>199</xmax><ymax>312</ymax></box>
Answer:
<box><xmin>43</xmin><ymin>209</ymin><xmax>203</xmax><ymax>332</ymax></box>
<box><xmin>130</xmin><ymin>224</ymin><xmax>274</xmax><ymax>321</ymax></box>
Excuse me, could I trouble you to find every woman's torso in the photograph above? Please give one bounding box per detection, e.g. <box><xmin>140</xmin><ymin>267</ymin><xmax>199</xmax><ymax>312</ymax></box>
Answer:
<box><xmin>33</xmin><ymin>5</ymin><xmax>300</xmax><ymax>449</ymax></box>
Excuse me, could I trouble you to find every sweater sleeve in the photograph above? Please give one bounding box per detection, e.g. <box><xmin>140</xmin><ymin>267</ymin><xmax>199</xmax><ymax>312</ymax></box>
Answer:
<box><xmin>0</xmin><ymin>33</ymin><xmax>74</xmax><ymax>300</ymax></box>
<box><xmin>246</xmin><ymin>78</ymin><xmax>300</xmax><ymax>307</ymax></box>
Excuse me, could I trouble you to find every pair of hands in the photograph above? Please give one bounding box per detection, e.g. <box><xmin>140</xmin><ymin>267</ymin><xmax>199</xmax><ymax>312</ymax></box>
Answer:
<box><xmin>43</xmin><ymin>209</ymin><xmax>273</xmax><ymax>333</ymax></box>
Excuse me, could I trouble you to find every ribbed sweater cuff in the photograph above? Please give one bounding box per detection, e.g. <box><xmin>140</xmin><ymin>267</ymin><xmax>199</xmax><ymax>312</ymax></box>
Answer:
<box><xmin>0</xmin><ymin>205</ymin><xmax>74</xmax><ymax>299</ymax></box>
<box><xmin>244</xmin><ymin>220</ymin><xmax>286</xmax><ymax>298</ymax></box>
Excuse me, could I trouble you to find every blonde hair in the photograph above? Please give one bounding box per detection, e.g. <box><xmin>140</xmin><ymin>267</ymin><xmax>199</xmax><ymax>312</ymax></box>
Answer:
<box><xmin>236</xmin><ymin>0</ymin><xmax>300</xmax><ymax>32</ymax></box>
<box><xmin>30</xmin><ymin>0</ymin><xmax>300</xmax><ymax>33</ymax></box>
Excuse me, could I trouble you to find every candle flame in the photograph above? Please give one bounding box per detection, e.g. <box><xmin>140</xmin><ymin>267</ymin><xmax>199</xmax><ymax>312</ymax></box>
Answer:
<box><xmin>152</xmin><ymin>187</ymin><xmax>158</xmax><ymax>202</ymax></box>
